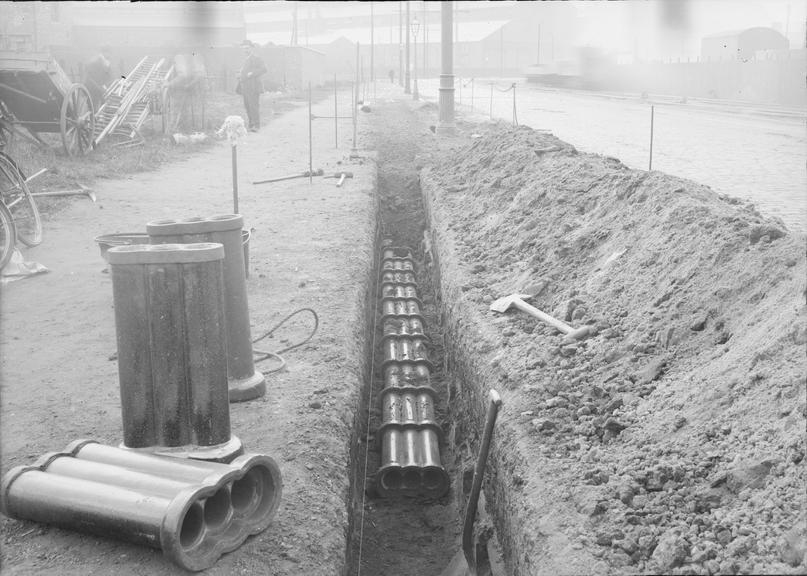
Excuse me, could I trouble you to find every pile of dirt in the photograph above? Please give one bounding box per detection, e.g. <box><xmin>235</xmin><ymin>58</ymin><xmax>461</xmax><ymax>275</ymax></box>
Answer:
<box><xmin>419</xmin><ymin>120</ymin><xmax>806</xmax><ymax>574</ymax></box>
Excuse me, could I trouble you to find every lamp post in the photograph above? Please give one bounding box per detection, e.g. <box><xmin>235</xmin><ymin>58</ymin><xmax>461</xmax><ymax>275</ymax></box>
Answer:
<box><xmin>411</xmin><ymin>16</ymin><xmax>420</xmax><ymax>100</ymax></box>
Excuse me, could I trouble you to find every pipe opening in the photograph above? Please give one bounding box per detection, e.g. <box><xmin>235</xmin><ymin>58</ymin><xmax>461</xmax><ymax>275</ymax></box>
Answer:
<box><xmin>380</xmin><ymin>469</ymin><xmax>402</xmax><ymax>491</ymax></box>
<box><xmin>230</xmin><ymin>469</ymin><xmax>259</xmax><ymax>516</ymax></box>
<box><xmin>179</xmin><ymin>501</ymin><xmax>205</xmax><ymax>549</ymax></box>
<box><xmin>422</xmin><ymin>467</ymin><xmax>445</xmax><ymax>491</ymax></box>
<box><xmin>202</xmin><ymin>487</ymin><xmax>231</xmax><ymax>530</ymax></box>
<box><xmin>242</xmin><ymin>465</ymin><xmax>279</xmax><ymax>521</ymax></box>
<box><xmin>401</xmin><ymin>468</ymin><xmax>421</xmax><ymax>490</ymax></box>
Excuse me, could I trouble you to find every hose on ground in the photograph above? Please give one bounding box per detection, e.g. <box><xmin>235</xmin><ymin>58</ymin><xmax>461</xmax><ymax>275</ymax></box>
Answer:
<box><xmin>252</xmin><ymin>307</ymin><xmax>319</xmax><ymax>374</ymax></box>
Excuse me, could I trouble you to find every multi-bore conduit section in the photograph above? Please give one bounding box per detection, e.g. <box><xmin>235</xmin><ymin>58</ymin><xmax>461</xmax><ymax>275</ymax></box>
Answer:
<box><xmin>374</xmin><ymin>244</ymin><xmax>450</xmax><ymax>499</ymax></box>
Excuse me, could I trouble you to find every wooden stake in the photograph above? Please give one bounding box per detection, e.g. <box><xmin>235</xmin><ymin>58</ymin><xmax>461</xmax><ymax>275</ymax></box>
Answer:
<box><xmin>232</xmin><ymin>144</ymin><xmax>239</xmax><ymax>213</ymax></box>
<box><xmin>649</xmin><ymin>105</ymin><xmax>655</xmax><ymax>171</ymax></box>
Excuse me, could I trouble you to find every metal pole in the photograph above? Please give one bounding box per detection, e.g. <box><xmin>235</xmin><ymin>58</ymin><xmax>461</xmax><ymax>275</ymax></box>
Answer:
<box><xmin>489</xmin><ymin>84</ymin><xmax>493</xmax><ymax>119</ymax></box>
<box><xmin>308</xmin><ymin>82</ymin><xmax>313</xmax><ymax>184</ymax></box>
<box><xmin>437</xmin><ymin>1</ymin><xmax>454</xmax><ymax>132</ymax></box>
<box><xmin>398</xmin><ymin>1</ymin><xmax>403</xmax><ymax>87</ymax></box>
<box><xmin>405</xmin><ymin>1</ymin><xmax>411</xmax><ymax>94</ymax></box>
<box><xmin>351</xmin><ymin>42</ymin><xmax>359</xmax><ymax>157</ymax></box>
<box><xmin>334</xmin><ymin>73</ymin><xmax>338</xmax><ymax>148</ymax></box>
<box><xmin>370</xmin><ymin>1</ymin><xmax>375</xmax><ymax>82</ymax></box>
<box><xmin>649</xmin><ymin>105</ymin><xmax>655</xmax><ymax>171</ymax></box>
<box><xmin>471</xmin><ymin>78</ymin><xmax>474</xmax><ymax>110</ymax></box>
<box><xmin>231</xmin><ymin>144</ymin><xmax>238</xmax><ymax>213</ymax></box>
<box><xmin>512</xmin><ymin>83</ymin><xmax>517</xmax><ymax>126</ymax></box>
<box><xmin>413</xmin><ymin>27</ymin><xmax>419</xmax><ymax>100</ymax></box>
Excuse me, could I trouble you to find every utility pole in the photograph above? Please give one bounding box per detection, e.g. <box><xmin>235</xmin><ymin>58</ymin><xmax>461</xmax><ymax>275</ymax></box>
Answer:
<box><xmin>370</xmin><ymin>2</ymin><xmax>374</xmax><ymax>82</ymax></box>
<box><xmin>291</xmin><ymin>1</ymin><xmax>298</xmax><ymax>46</ymax></box>
<box><xmin>405</xmin><ymin>1</ymin><xmax>411</xmax><ymax>94</ymax></box>
<box><xmin>423</xmin><ymin>1</ymin><xmax>428</xmax><ymax>79</ymax></box>
<box><xmin>438</xmin><ymin>1</ymin><xmax>454</xmax><ymax>133</ymax></box>
<box><xmin>399</xmin><ymin>1</ymin><xmax>403</xmax><ymax>86</ymax></box>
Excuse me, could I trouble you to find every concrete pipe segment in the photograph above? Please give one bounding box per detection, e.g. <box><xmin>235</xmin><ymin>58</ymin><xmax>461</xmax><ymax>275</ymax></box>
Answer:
<box><xmin>108</xmin><ymin>242</ymin><xmax>242</xmax><ymax>462</ymax></box>
<box><xmin>375</xmin><ymin>246</ymin><xmax>450</xmax><ymax>498</ymax></box>
<box><xmin>0</xmin><ymin>440</ymin><xmax>282</xmax><ymax>571</ymax></box>
<box><xmin>146</xmin><ymin>214</ymin><xmax>265</xmax><ymax>403</ymax></box>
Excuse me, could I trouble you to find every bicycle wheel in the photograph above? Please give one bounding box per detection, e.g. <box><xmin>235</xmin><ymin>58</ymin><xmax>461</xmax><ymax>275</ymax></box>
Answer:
<box><xmin>0</xmin><ymin>151</ymin><xmax>42</xmax><ymax>247</ymax></box>
<box><xmin>0</xmin><ymin>201</ymin><xmax>16</xmax><ymax>271</ymax></box>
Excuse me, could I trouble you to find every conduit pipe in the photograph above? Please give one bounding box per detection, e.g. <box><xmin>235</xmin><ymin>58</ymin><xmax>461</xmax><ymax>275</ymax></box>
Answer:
<box><xmin>147</xmin><ymin>215</ymin><xmax>265</xmax><ymax>403</ymax></box>
<box><xmin>108</xmin><ymin>243</ymin><xmax>242</xmax><ymax>462</ymax></box>
<box><xmin>375</xmin><ymin>245</ymin><xmax>450</xmax><ymax>498</ymax></box>
<box><xmin>0</xmin><ymin>440</ymin><xmax>282</xmax><ymax>571</ymax></box>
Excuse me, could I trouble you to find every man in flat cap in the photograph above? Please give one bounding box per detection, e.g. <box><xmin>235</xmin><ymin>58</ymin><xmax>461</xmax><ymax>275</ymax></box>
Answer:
<box><xmin>237</xmin><ymin>40</ymin><xmax>267</xmax><ymax>132</ymax></box>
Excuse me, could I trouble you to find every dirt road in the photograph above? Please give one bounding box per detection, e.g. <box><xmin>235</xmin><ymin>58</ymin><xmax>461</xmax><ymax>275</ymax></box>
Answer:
<box><xmin>1</xmin><ymin>91</ymin><xmax>376</xmax><ymax>575</ymax></box>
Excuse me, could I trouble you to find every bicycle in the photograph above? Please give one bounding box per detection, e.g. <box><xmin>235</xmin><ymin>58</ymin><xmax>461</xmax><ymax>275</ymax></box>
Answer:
<box><xmin>0</xmin><ymin>151</ymin><xmax>43</xmax><ymax>270</ymax></box>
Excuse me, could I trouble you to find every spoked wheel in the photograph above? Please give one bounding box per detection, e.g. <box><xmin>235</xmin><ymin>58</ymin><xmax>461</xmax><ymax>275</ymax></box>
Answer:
<box><xmin>0</xmin><ymin>100</ymin><xmax>14</xmax><ymax>151</ymax></box>
<box><xmin>0</xmin><ymin>201</ymin><xmax>15</xmax><ymax>271</ymax></box>
<box><xmin>0</xmin><ymin>152</ymin><xmax>42</xmax><ymax>247</ymax></box>
<box><xmin>60</xmin><ymin>83</ymin><xmax>96</xmax><ymax>156</ymax></box>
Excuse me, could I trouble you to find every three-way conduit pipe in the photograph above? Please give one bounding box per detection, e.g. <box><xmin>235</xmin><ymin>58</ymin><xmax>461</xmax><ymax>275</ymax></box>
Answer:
<box><xmin>0</xmin><ymin>440</ymin><xmax>282</xmax><ymax>571</ymax></box>
<box><xmin>375</xmin><ymin>245</ymin><xmax>450</xmax><ymax>498</ymax></box>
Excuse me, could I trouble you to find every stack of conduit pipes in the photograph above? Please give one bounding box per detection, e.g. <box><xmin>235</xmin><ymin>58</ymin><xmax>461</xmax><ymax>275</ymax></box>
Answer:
<box><xmin>375</xmin><ymin>244</ymin><xmax>450</xmax><ymax>498</ymax></box>
<box><xmin>0</xmin><ymin>440</ymin><xmax>282</xmax><ymax>571</ymax></box>
<box><xmin>0</xmin><ymin>242</ymin><xmax>284</xmax><ymax>570</ymax></box>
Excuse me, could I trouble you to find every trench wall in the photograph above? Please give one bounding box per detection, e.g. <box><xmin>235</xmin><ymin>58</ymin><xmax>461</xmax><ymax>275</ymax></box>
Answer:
<box><xmin>420</xmin><ymin>122</ymin><xmax>806</xmax><ymax>575</ymax></box>
<box><xmin>338</xmin><ymin>160</ymin><xmax>381</xmax><ymax>575</ymax></box>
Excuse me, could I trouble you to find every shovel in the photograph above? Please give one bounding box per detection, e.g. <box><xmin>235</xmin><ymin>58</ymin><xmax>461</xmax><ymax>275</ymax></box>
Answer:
<box><xmin>490</xmin><ymin>293</ymin><xmax>593</xmax><ymax>341</ymax></box>
<box><xmin>440</xmin><ymin>389</ymin><xmax>502</xmax><ymax>576</ymax></box>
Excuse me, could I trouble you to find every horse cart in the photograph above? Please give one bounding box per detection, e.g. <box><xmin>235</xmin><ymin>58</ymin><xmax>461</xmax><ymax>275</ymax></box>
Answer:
<box><xmin>0</xmin><ymin>52</ymin><xmax>95</xmax><ymax>156</ymax></box>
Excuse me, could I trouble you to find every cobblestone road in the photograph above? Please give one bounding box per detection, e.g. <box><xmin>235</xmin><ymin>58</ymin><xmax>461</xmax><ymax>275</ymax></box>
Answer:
<box><xmin>419</xmin><ymin>79</ymin><xmax>806</xmax><ymax>232</ymax></box>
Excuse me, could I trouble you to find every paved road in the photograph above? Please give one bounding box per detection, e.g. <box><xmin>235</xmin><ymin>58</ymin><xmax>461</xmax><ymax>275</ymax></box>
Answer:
<box><xmin>418</xmin><ymin>78</ymin><xmax>806</xmax><ymax>233</ymax></box>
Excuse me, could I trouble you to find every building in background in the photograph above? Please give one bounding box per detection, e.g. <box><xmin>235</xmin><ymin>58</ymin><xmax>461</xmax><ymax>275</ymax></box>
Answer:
<box><xmin>701</xmin><ymin>27</ymin><xmax>790</xmax><ymax>61</ymax></box>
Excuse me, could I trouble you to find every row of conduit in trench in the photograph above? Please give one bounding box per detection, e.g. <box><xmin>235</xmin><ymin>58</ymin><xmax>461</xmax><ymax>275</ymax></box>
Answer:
<box><xmin>373</xmin><ymin>242</ymin><xmax>450</xmax><ymax>498</ymax></box>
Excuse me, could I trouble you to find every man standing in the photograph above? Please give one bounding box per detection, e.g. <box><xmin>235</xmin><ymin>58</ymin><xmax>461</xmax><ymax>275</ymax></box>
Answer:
<box><xmin>84</xmin><ymin>48</ymin><xmax>112</xmax><ymax>110</ymax></box>
<box><xmin>238</xmin><ymin>40</ymin><xmax>267</xmax><ymax>132</ymax></box>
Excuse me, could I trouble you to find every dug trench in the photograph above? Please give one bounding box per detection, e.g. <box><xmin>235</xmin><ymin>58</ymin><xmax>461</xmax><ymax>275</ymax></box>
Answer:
<box><xmin>345</xmin><ymin>96</ymin><xmax>806</xmax><ymax>575</ymax></box>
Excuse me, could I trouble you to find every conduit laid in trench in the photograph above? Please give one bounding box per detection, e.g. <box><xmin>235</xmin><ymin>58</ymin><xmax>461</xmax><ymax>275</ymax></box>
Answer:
<box><xmin>375</xmin><ymin>245</ymin><xmax>450</xmax><ymax>498</ymax></box>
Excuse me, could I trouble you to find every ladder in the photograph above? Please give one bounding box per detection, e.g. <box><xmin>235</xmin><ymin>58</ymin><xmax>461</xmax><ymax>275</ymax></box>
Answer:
<box><xmin>93</xmin><ymin>56</ymin><xmax>169</xmax><ymax>148</ymax></box>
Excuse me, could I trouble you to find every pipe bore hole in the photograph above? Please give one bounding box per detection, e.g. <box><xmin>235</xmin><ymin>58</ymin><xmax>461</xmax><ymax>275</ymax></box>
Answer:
<box><xmin>202</xmin><ymin>487</ymin><xmax>231</xmax><ymax>530</ymax></box>
<box><xmin>402</xmin><ymin>469</ymin><xmax>421</xmax><ymax>490</ymax></box>
<box><xmin>179</xmin><ymin>502</ymin><xmax>205</xmax><ymax>549</ymax></box>
<box><xmin>241</xmin><ymin>465</ymin><xmax>280</xmax><ymax>520</ymax></box>
<box><xmin>380</xmin><ymin>469</ymin><xmax>402</xmax><ymax>491</ymax></box>
<box><xmin>231</xmin><ymin>471</ymin><xmax>259</xmax><ymax>516</ymax></box>
<box><xmin>422</xmin><ymin>467</ymin><xmax>445</xmax><ymax>491</ymax></box>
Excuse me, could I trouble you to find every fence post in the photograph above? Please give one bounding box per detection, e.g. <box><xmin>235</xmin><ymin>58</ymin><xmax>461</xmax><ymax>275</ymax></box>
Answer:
<box><xmin>648</xmin><ymin>105</ymin><xmax>655</xmax><ymax>171</ymax></box>
<box><xmin>471</xmin><ymin>78</ymin><xmax>474</xmax><ymax>111</ymax></box>
<box><xmin>489</xmin><ymin>84</ymin><xmax>493</xmax><ymax>119</ymax></box>
<box><xmin>512</xmin><ymin>83</ymin><xmax>517</xmax><ymax>126</ymax></box>
<box><xmin>334</xmin><ymin>73</ymin><xmax>338</xmax><ymax>148</ymax></box>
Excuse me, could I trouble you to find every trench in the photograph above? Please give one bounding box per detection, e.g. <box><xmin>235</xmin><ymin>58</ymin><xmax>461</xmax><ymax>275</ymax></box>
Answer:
<box><xmin>345</xmin><ymin>103</ymin><xmax>504</xmax><ymax>576</ymax></box>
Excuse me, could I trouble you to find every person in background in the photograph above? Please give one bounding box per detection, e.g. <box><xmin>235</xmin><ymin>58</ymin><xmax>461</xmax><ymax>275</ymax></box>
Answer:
<box><xmin>84</xmin><ymin>48</ymin><xmax>112</xmax><ymax>110</ymax></box>
<box><xmin>238</xmin><ymin>40</ymin><xmax>267</xmax><ymax>132</ymax></box>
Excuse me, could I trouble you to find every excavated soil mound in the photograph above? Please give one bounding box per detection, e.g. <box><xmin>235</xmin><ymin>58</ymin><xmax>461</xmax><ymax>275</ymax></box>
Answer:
<box><xmin>418</xmin><ymin>118</ymin><xmax>806</xmax><ymax>575</ymax></box>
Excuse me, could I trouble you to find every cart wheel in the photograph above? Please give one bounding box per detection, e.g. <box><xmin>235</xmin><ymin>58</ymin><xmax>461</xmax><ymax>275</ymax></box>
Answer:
<box><xmin>0</xmin><ymin>152</ymin><xmax>42</xmax><ymax>247</ymax></box>
<box><xmin>0</xmin><ymin>201</ymin><xmax>15</xmax><ymax>271</ymax></box>
<box><xmin>60</xmin><ymin>84</ymin><xmax>96</xmax><ymax>156</ymax></box>
<box><xmin>0</xmin><ymin>100</ymin><xmax>14</xmax><ymax>151</ymax></box>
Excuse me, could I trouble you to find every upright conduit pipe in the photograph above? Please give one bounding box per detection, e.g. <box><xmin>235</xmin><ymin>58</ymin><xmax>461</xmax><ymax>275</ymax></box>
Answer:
<box><xmin>146</xmin><ymin>215</ymin><xmax>266</xmax><ymax>403</ymax></box>
<box><xmin>108</xmin><ymin>242</ymin><xmax>242</xmax><ymax>462</ymax></box>
<box><xmin>375</xmin><ymin>245</ymin><xmax>449</xmax><ymax>498</ymax></box>
<box><xmin>0</xmin><ymin>439</ymin><xmax>282</xmax><ymax>571</ymax></box>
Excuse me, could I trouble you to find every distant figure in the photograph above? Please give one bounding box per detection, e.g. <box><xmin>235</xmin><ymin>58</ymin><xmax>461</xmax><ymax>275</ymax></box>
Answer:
<box><xmin>389</xmin><ymin>69</ymin><xmax>395</xmax><ymax>84</ymax></box>
<box><xmin>238</xmin><ymin>40</ymin><xmax>267</xmax><ymax>132</ymax></box>
<box><xmin>84</xmin><ymin>49</ymin><xmax>112</xmax><ymax>110</ymax></box>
